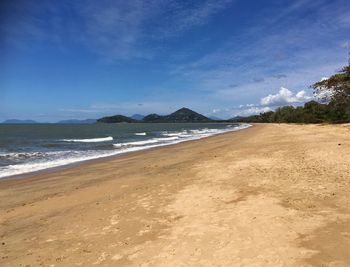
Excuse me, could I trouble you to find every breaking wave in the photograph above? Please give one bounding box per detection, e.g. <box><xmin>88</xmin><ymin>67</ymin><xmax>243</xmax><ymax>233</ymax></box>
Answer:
<box><xmin>61</xmin><ymin>136</ymin><xmax>113</xmax><ymax>143</ymax></box>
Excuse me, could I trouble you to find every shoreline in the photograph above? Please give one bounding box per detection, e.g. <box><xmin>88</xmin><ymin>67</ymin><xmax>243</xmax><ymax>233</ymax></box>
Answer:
<box><xmin>0</xmin><ymin>123</ymin><xmax>251</xmax><ymax>182</ymax></box>
<box><xmin>1</xmin><ymin>123</ymin><xmax>350</xmax><ymax>266</ymax></box>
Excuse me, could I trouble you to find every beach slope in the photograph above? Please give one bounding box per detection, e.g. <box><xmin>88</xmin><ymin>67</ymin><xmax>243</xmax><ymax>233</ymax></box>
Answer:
<box><xmin>1</xmin><ymin>124</ymin><xmax>350</xmax><ymax>266</ymax></box>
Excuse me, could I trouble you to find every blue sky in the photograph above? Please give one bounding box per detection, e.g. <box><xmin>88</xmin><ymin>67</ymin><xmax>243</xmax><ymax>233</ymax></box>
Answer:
<box><xmin>1</xmin><ymin>0</ymin><xmax>349</xmax><ymax>121</ymax></box>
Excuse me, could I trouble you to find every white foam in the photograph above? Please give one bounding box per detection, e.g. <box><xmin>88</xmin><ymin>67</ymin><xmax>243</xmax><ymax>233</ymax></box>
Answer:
<box><xmin>0</xmin><ymin>151</ymin><xmax>74</xmax><ymax>160</ymax></box>
<box><xmin>156</xmin><ymin>136</ymin><xmax>179</xmax><ymax>141</ymax></box>
<box><xmin>134</xmin><ymin>132</ymin><xmax>147</xmax><ymax>136</ymax></box>
<box><xmin>61</xmin><ymin>136</ymin><xmax>113</xmax><ymax>143</ymax></box>
<box><xmin>113</xmin><ymin>136</ymin><xmax>179</xmax><ymax>148</ymax></box>
<box><xmin>0</xmin><ymin>151</ymin><xmax>46</xmax><ymax>159</ymax></box>
<box><xmin>0</xmin><ymin>124</ymin><xmax>251</xmax><ymax>179</ymax></box>
<box><xmin>161</xmin><ymin>131</ymin><xmax>187</xmax><ymax>137</ymax></box>
<box><xmin>114</xmin><ymin>139</ymin><xmax>159</xmax><ymax>147</ymax></box>
<box><xmin>0</xmin><ymin>150</ymin><xmax>117</xmax><ymax>178</ymax></box>
<box><xmin>163</xmin><ymin>133</ymin><xmax>181</xmax><ymax>136</ymax></box>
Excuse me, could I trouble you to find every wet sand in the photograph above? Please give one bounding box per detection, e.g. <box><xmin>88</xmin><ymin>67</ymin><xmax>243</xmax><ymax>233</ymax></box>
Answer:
<box><xmin>1</xmin><ymin>123</ymin><xmax>350</xmax><ymax>266</ymax></box>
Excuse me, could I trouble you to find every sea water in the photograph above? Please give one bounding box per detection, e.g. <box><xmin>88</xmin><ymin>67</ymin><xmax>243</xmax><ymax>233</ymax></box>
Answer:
<box><xmin>0</xmin><ymin>123</ymin><xmax>251</xmax><ymax>178</ymax></box>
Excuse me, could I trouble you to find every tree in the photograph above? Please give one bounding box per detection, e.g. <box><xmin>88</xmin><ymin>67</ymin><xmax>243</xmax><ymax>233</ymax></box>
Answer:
<box><xmin>303</xmin><ymin>101</ymin><xmax>327</xmax><ymax>122</ymax></box>
<box><xmin>312</xmin><ymin>57</ymin><xmax>350</xmax><ymax>122</ymax></box>
<box><xmin>312</xmin><ymin>58</ymin><xmax>350</xmax><ymax>103</ymax></box>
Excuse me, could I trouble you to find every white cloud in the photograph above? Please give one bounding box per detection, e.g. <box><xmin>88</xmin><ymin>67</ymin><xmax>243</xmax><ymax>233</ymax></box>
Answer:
<box><xmin>207</xmin><ymin>103</ymin><xmax>273</xmax><ymax>119</ymax></box>
<box><xmin>213</xmin><ymin>87</ymin><xmax>313</xmax><ymax>118</ymax></box>
<box><xmin>260</xmin><ymin>87</ymin><xmax>312</xmax><ymax>106</ymax></box>
<box><xmin>235</xmin><ymin>106</ymin><xmax>272</xmax><ymax>116</ymax></box>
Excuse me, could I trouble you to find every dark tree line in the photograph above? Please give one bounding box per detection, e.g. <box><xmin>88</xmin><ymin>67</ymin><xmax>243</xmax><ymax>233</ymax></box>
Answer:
<box><xmin>236</xmin><ymin>58</ymin><xmax>350</xmax><ymax>123</ymax></box>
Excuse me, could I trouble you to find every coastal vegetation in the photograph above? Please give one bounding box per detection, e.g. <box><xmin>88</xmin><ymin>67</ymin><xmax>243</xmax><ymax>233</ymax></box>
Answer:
<box><xmin>234</xmin><ymin>60</ymin><xmax>350</xmax><ymax>123</ymax></box>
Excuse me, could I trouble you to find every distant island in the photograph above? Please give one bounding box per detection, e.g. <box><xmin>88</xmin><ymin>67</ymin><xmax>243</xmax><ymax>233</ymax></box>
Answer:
<box><xmin>97</xmin><ymin>115</ymin><xmax>138</xmax><ymax>123</ymax></box>
<box><xmin>130</xmin><ymin>114</ymin><xmax>145</xmax><ymax>120</ymax></box>
<box><xmin>1</xmin><ymin>119</ymin><xmax>97</xmax><ymax>124</ymax></box>
<box><xmin>57</xmin><ymin>119</ymin><xmax>96</xmax><ymax>124</ymax></box>
<box><xmin>2</xmin><ymin>109</ymin><xmax>219</xmax><ymax>124</ymax></box>
<box><xmin>1</xmin><ymin>119</ymin><xmax>39</xmax><ymax>124</ymax></box>
<box><xmin>97</xmin><ymin>108</ymin><xmax>214</xmax><ymax>123</ymax></box>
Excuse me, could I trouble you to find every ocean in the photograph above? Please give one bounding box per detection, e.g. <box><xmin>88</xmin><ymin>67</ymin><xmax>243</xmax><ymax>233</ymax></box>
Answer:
<box><xmin>0</xmin><ymin>123</ymin><xmax>250</xmax><ymax>179</ymax></box>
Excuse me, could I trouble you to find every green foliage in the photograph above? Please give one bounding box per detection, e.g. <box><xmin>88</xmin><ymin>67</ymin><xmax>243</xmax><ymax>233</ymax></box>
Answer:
<box><xmin>237</xmin><ymin>99</ymin><xmax>350</xmax><ymax>124</ymax></box>
<box><xmin>313</xmin><ymin>64</ymin><xmax>350</xmax><ymax>103</ymax></box>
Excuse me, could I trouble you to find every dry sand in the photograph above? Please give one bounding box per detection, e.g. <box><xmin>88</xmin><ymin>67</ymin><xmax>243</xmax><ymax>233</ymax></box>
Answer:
<box><xmin>1</xmin><ymin>123</ymin><xmax>350</xmax><ymax>266</ymax></box>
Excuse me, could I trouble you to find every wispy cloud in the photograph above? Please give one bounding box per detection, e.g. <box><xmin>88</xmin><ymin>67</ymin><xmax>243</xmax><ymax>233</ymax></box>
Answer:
<box><xmin>235</xmin><ymin>106</ymin><xmax>273</xmax><ymax>117</ymax></box>
<box><xmin>59</xmin><ymin>96</ymin><xmax>220</xmax><ymax>118</ymax></box>
<box><xmin>61</xmin><ymin>101</ymin><xmax>175</xmax><ymax>116</ymax></box>
<box><xmin>253</xmin><ymin>77</ymin><xmax>265</xmax><ymax>83</ymax></box>
<box><xmin>341</xmin><ymin>41</ymin><xmax>350</xmax><ymax>49</ymax></box>
<box><xmin>272</xmin><ymin>74</ymin><xmax>288</xmax><ymax>79</ymax></box>
<box><xmin>1</xmin><ymin>0</ymin><xmax>235</xmax><ymax>60</ymax></box>
<box><xmin>83</xmin><ymin>0</ymin><xmax>235</xmax><ymax>60</ymax></box>
<box><xmin>169</xmin><ymin>0</ymin><xmax>350</xmax><ymax>106</ymax></box>
<box><xmin>156</xmin><ymin>0</ymin><xmax>234</xmax><ymax>36</ymax></box>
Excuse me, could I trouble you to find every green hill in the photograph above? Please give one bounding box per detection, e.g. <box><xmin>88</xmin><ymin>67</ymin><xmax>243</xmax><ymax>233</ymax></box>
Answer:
<box><xmin>142</xmin><ymin>108</ymin><xmax>212</xmax><ymax>122</ymax></box>
<box><xmin>142</xmin><ymin>113</ymin><xmax>164</xmax><ymax>122</ymax></box>
<box><xmin>97</xmin><ymin>115</ymin><xmax>137</xmax><ymax>123</ymax></box>
<box><xmin>97</xmin><ymin>108</ymin><xmax>212</xmax><ymax>123</ymax></box>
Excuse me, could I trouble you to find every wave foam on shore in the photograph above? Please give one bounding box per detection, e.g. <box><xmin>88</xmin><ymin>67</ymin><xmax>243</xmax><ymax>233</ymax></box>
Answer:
<box><xmin>0</xmin><ymin>124</ymin><xmax>251</xmax><ymax>179</ymax></box>
<box><xmin>61</xmin><ymin>136</ymin><xmax>113</xmax><ymax>143</ymax></box>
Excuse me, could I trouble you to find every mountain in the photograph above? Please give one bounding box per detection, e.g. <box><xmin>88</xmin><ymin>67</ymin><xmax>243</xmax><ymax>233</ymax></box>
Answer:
<box><xmin>229</xmin><ymin>116</ymin><xmax>246</xmax><ymax>122</ymax></box>
<box><xmin>209</xmin><ymin>116</ymin><xmax>223</xmax><ymax>121</ymax></box>
<box><xmin>57</xmin><ymin>119</ymin><xmax>96</xmax><ymax>124</ymax></box>
<box><xmin>97</xmin><ymin>115</ymin><xmax>137</xmax><ymax>123</ymax></box>
<box><xmin>142</xmin><ymin>113</ymin><xmax>164</xmax><ymax>122</ymax></box>
<box><xmin>142</xmin><ymin>108</ymin><xmax>212</xmax><ymax>122</ymax></box>
<box><xmin>165</xmin><ymin>108</ymin><xmax>211</xmax><ymax>122</ymax></box>
<box><xmin>130</xmin><ymin>114</ymin><xmax>145</xmax><ymax>120</ymax></box>
<box><xmin>2</xmin><ymin>119</ymin><xmax>38</xmax><ymax>124</ymax></box>
<box><xmin>97</xmin><ymin>108</ymin><xmax>212</xmax><ymax>123</ymax></box>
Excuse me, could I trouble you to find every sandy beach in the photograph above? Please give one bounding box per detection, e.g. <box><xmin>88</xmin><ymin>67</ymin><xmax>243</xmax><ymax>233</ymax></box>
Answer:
<box><xmin>1</xmin><ymin>123</ymin><xmax>350</xmax><ymax>266</ymax></box>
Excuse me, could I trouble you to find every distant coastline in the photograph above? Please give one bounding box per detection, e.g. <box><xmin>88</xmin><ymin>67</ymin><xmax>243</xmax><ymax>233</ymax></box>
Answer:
<box><xmin>96</xmin><ymin>107</ymin><xmax>231</xmax><ymax>123</ymax></box>
<box><xmin>0</xmin><ymin>119</ymin><xmax>97</xmax><ymax>124</ymax></box>
<box><xmin>1</xmin><ymin>107</ymin><xmax>231</xmax><ymax>124</ymax></box>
